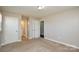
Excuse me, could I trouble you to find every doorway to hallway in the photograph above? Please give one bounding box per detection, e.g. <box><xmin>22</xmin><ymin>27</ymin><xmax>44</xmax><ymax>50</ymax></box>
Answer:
<box><xmin>40</xmin><ymin>21</ymin><xmax>44</xmax><ymax>38</ymax></box>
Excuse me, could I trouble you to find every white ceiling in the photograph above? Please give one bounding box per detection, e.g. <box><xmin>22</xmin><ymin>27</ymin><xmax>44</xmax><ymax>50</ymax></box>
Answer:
<box><xmin>0</xmin><ymin>6</ymin><xmax>77</xmax><ymax>18</ymax></box>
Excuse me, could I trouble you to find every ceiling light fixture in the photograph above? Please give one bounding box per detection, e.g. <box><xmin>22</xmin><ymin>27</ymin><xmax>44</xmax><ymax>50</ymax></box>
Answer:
<box><xmin>37</xmin><ymin>6</ymin><xmax>45</xmax><ymax>10</ymax></box>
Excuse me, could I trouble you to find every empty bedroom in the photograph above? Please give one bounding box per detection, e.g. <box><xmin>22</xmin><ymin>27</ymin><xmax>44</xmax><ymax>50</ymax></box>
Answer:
<box><xmin>0</xmin><ymin>6</ymin><xmax>79</xmax><ymax>52</ymax></box>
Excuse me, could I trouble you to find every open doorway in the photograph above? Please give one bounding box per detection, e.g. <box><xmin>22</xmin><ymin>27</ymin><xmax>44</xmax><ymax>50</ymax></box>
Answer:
<box><xmin>40</xmin><ymin>21</ymin><xmax>44</xmax><ymax>38</ymax></box>
<box><xmin>21</xmin><ymin>16</ymin><xmax>28</xmax><ymax>41</ymax></box>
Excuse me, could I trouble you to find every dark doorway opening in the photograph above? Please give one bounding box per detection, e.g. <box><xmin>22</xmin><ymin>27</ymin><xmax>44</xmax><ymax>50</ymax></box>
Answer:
<box><xmin>40</xmin><ymin>21</ymin><xmax>44</xmax><ymax>38</ymax></box>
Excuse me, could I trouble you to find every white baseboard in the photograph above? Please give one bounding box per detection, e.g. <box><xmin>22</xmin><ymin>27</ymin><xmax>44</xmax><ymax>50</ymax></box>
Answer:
<box><xmin>45</xmin><ymin>37</ymin><xmax>79</xmax><ymax>49</ymax></box>
<box><xmin>1</xmin><ymin>40</ymin><xmax>21</xmax><ymax>46</ymax></box>
<box><xmin>28</xmin><ymin>37</ymin><xmax>40</xmax><ymax>39</ymax></box>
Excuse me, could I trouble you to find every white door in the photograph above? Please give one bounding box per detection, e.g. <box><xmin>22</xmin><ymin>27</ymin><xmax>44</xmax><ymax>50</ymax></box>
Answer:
<box><xmin>3</xmin><ymin>16</ymin><xmax>19</xmax><ymax>45</ymax></box>
<box><xmin>32</xmin><ymin>20</ymin><xmax>40</xmax><ymax>38</ymax></box>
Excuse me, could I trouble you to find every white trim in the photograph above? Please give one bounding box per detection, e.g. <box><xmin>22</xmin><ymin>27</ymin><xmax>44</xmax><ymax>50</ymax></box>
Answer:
<box><xmin>1</xmin><ymin>40</ymin><xmax>21</xmax><ymax>46</ymax></box>
<box><xmin>45</xmin><ymin>37</ymin><xmax>79</xmax><ymax>49</ymax></box>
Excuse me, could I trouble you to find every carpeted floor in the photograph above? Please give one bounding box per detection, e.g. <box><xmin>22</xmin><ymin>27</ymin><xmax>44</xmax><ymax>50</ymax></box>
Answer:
<box><xmin>0</xmin><ymin>38</ymin><xmax>79</xmax><ymax>52</ymax></box>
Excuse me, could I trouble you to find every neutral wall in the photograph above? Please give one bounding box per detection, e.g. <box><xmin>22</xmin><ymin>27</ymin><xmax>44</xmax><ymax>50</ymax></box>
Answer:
<box><xmin>43</xmin><ymin>8</ymin><xmax>79</xmax><ymax>47</ymax></box>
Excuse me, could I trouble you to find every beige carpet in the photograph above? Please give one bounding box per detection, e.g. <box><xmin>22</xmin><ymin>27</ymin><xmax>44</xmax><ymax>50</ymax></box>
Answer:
<box><xmin>0</xmin><ymin>38</ymin><xmax>79</xmax><ymax>52</ymax></box>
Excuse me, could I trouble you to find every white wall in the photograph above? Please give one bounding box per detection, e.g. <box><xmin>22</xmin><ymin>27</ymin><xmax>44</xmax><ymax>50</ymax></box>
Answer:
<box><xmin>42</xmin><ymin>8</ymin><xmax>79</xmax><ymax>47</ymax></box>
<box><xmin>0</xmin><ymin>32</ymin><xmax>2</xmax><ymax>46</ymax></box>
<box><xmin>28</xmin><ymin>17</ymin><xmax>40</xmax><ymax>39</ymax></box>
<box><xmin>0</xmin><ymin>13</ymin><xmax>2</xmax><ymax>31</ymax></box>
<box><xmin>1</xmin><ymin>12</ymin><xmax>21</xmax><ymax>45</ymax></box>
<box><xmin>0</xmin><ymin>12</ymin><xmax>3</xmax><ymax>46</ymax></box>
